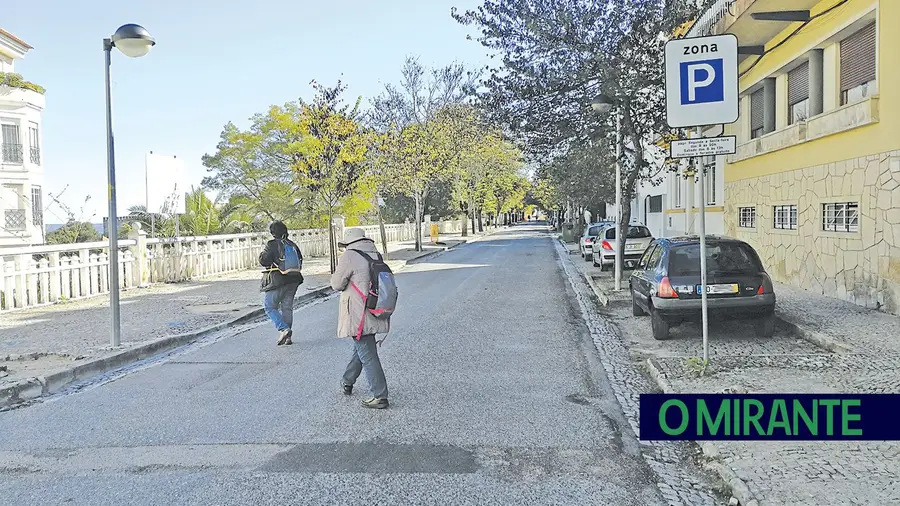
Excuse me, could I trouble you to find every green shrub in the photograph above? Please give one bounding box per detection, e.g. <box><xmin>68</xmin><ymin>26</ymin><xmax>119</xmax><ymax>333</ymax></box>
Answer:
<box><xmin>0</xmin><ymin>72</ymin><xmax>45</xmax><ymax>94</ymax></box>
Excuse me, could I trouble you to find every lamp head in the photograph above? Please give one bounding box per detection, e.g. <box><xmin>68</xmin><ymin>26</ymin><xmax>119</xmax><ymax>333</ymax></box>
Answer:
<box><xmin>111</xmin><ymin>24</ymin><xmax>155</xmax><ymax>58</ymax></box>
<box><xmin>590</xmin><ymin>94</ymin><xmax>615</xmax><ymax>115</ymax></box>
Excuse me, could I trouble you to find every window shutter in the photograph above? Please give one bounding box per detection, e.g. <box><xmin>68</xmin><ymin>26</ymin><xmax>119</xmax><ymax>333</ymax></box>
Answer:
<box><xmin>840</xmin><ymin>22</ymin><xmax>876</xmax><ymax>92</ymax></box>
<box><xmin>788</xmin><ymin>61</ymin><xmax>810</xmax><ymax>105</ymax></box>
<box><xmin>750</xmin><ymin>89</ymin><xmax>765</xmax><ymax>130</ymax></box>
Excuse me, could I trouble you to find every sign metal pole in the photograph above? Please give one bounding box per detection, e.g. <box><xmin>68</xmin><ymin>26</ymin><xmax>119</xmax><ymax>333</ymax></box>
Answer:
<box><xmin>665</xmin><ymin>33</ymin><xmax>740</xmax><ymax>365</ymax></box>
<box><xmin>697</xmin><ymin>127</ymin><xmax>710</xmax><ymax>362</ymax></box>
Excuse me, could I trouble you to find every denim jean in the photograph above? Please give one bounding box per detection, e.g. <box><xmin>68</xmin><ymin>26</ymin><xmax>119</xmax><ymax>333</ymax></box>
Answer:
<box><xmin>342</xmin><ymin>334</ymin><xmax>388</xmax><ymax>399</ymax></box>
<box><xmin>263</xmin><ymin>282</ymin><xmax>300</xmax><ymax>331</ymax></box>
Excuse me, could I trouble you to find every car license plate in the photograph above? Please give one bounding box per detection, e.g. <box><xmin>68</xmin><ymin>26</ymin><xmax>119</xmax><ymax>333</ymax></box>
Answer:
<box><xmin>627</xmin><ymin>243</ymin><xmax>642</xmax><ymax>250</ymax></box>
<box><xmin>697</xmin><ymin>284</ymin><xmax>739</xmax><ymax>295</ymax></box>
<box><xmin>625</xmin><ymin>260</ymin><xmax>636</xmax><ymax>268</ymax></box>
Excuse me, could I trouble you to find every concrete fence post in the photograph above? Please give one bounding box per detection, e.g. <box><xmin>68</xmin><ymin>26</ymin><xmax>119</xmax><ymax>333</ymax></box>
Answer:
<box><xmin>15</xmin><ymin>254</ymin><xmax>29</xmax><ymax>308</ymax></box>
<box><xmin>48</xmin><ymin>252</ymin><xmax>60</xmax><ymax>302</ymax></box>
<box><xmin>128</xmin><ymin>224</ymin><xmax>150</xmax><ymax>288</ymax></box>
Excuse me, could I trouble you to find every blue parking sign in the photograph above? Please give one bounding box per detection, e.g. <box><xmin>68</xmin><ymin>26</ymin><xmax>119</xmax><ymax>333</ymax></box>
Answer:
<box><xmin>679</xmin><ymin>59</ymin><xmax>724</xmax><ymax>105</ymax></box>
<box><xmin>665</xmin><ymin>34</ymin><xmax>738</xmax><ymax>128</ymax></box>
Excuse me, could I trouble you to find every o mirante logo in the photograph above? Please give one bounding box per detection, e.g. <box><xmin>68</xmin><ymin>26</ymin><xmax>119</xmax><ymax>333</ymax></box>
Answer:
<box><xmin>639</xmin><ymin>394</ymin><xmax>900</xmax><ymax>441</ymax></box>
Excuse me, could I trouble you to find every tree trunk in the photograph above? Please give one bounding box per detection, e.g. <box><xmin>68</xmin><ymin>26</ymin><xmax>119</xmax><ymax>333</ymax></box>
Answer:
<box><xmin>328</xmin><ymin>208</ymin><xmax>337</xmax><ymax>274</ymax></box>
<box><xmin>461</xmin><ymin>211</ymin><xmax>469</xmax><ymax>237</ymax></box>
<box><xmin>477</xmin><ymin>209</ymin><xmax>484</xmax><ymax>232</ymax></box>
<box><xmin>413</xmin><ymin>191</ymin><xmax>423</xmax><ymax>252</ymax></box>
<box><xmin>469</xmin><ymin>197</ymin><xmax>477</xmax><ymax>234</ymax></box>
<box><xmin>376</xmin><ymin>196</ymin><xmax>389</xmax><ymax>260</ymax></box>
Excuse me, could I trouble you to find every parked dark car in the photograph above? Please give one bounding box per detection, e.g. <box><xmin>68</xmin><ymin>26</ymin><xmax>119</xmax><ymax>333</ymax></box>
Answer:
<box><xmin>629</xmin><ymin>236</ymin><xmax>776</xmax><ymax>341</ymax></box>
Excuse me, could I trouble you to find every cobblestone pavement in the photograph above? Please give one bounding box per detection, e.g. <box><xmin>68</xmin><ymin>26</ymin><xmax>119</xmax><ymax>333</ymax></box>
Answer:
<box><xmin>774</xmin><ymin>281</ymin><xmax>900</xmax><ymax>355</ymax></box>
<box><xmin>554</xmin><ymin>240</ymin><xmax>729</xmax><ymax>506</ymax></box>
<box><xmin>561</xmin><ymin>240</ymin><xmax>900</xmax><ymax>505</ymax></box>
<box><xmin>0</xmin><ymin>236</ymin><xmax>470</xmax><ymax>387</ymax></box>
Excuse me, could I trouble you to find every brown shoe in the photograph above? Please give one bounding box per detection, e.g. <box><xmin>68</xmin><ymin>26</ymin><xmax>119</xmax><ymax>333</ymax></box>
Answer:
<box><xmin>361</xmin><ymin>398</ymin><xmax>389</xmax><ymax>409</ymax></box>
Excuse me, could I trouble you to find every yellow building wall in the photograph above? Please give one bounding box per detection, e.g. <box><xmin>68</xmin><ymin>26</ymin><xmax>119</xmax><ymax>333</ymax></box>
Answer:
<box><xmin>723</xmin><ymin>0</ymin><xmax>900</xmax><ymax>315</ymax></box>
<box><xmin>725</xmin><ymin>0</ymin><xmax>896</xmax><ymax>183</ymax></box>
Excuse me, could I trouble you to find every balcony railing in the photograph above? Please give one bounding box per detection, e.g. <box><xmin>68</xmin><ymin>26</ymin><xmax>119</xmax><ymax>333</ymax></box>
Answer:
<box><xmin>29</xmin><ymin>146</ymin><xmax>40</xmax><ymax>165</ymax></box>
<box><xmin>2</xmin><ymin>143</ymin><xmax>24</xmax><ymax>164</ymax></box>
<box><xmin>4</xmin><ymin>209</ymin><xmax>27</xmax><ymax>231</ymax></box>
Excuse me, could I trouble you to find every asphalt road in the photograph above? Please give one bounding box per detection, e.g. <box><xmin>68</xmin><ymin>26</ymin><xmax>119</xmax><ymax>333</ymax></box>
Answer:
<box><xmin>0</xmin><ymin>225</ymin><xmax>667</xmax><ymax>506</ymax></box>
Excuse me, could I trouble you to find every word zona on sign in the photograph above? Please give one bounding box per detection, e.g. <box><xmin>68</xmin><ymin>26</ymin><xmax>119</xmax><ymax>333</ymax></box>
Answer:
<box><xmin>639</xmin><ymin>394</ymin><xmax>900</xmax><ymax>441</ymax></box>
<box><xmin>670</xmin><ymin>136</ymin><xmax>737</xmax><ymax>159</ymax></box>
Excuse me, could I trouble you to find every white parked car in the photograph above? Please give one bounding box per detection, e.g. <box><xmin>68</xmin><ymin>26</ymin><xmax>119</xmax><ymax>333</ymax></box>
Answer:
<box><xmin>591</xmin><ymin>224</ymin><xmax>655</xmax><ymax>271</ymax></box>
<box><xmin>579</xmin><ymin>222</ymin><xmax>614</xmax><ymax>260</ymax></box>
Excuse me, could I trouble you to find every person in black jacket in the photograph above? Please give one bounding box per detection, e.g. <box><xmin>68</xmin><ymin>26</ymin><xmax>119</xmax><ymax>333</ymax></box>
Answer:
<box><xmin>259</xmin><ymin>221</ymin><xmax>304</xmax><ymax>346</ymax></box>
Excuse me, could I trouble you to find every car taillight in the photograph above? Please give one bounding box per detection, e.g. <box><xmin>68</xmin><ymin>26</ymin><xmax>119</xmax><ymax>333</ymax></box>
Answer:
<box><xmin>586</xmin><ymin>237</ymin><xmax>593</xmax><ymax>243</ymax></box>
<box><xmin>758</xmin><ymin>273</ymin><xmax>774</xmax><ymax>295</ymax></box>
<box><xmin>658</xmin><ymin>277</ymin><xmax>678</xmax><ymax>298</ymax></box>
<box><xmin>601</xmin><ymin>240</ymin><xmax>613</xmax><ymax>250</ymax></box>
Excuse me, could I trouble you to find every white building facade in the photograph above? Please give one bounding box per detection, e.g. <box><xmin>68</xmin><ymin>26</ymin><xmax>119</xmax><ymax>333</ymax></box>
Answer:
<box><xmin>631</xmin><ymin>127</ymin><xmax>727</xmax><ymax>239</ymax></box>
<box><xmin>0</xmin><ymin>28</ymin><xmax>45</xmax><ymax>247</ymax></box>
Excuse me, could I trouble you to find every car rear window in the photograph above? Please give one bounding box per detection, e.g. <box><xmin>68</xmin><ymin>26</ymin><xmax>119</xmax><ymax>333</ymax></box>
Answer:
<box><xmin>606</xmin><ymin>226</ymin><xmax>652</xmax><ymax>240</ymax></box>
<box><xmin>588</xmin><ymin>226</ymin><xmax>604</xmax><ymax>236</ymax></box>
<box><xmin>667</xmin><ymin>242</ymin><xmax>763</xmax><ymax>276</ymax></box>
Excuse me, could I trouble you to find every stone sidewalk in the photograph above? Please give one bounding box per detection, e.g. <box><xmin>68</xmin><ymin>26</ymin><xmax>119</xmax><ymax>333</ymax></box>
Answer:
<box><xmin>560</xmin><ymin>240</ymin><xmax>900</xmax><ymax>505</ymax></box>
<box><xmin>0</xmin><ymin>233</ymin><xmax>479</xmax><ymax>393</ymax></box>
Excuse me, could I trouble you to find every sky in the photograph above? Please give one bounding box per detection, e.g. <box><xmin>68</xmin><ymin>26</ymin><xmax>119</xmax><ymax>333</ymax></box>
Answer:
<box><xmin>4</xmin><ymin>0</ymin><xmax>492</xmax><ymax>223</ymax></box>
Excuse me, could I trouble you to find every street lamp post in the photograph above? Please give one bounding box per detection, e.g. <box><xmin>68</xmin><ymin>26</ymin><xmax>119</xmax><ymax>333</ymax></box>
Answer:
<box><xmin>103</xmin><ymin>24</ymin><xmax>155</xmax><ymax>347</ymax></box>
<box><xmin>591</xmin><ymin>94</ymin><xmax>623</xmax><ymax>291</ymax></box>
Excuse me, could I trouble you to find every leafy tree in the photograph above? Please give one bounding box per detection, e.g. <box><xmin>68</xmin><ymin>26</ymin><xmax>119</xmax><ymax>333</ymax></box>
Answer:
<box><xmin>529</xmin><ymin>176</ymin><xmax>563</xmax><ymax>215</ymax></box>
<box><xmin>454</xmin><ymin>0</ymin><xmax>711</xmax><ymax>273</ymax></box>
<box><xmin>277</xmin><ymin>80</ymin><xmax>370</xmax><ymax>272</ymax></box>
<box><xmin>41</xmin><ymin>187</ymin><xmax>98</xmax><ymax>244</ymax></box>
<box><xmin>178</xmin><ymin>187</ymin><xmax>221</xmax><ymax>236</ymax></box>
<box><xmin>202</xmin><ymin>120</ymin><xmax>308</xmax><ymax>225</ymax></box>
<box><xmin>369</xmin><ymin>57</ymin><xmax>478</xmax><ymax>251</ymax></box>
<box><xmin>46</xmin><ymin>221</ymin><xmax>100</xmax><ymax>244</ymax></box>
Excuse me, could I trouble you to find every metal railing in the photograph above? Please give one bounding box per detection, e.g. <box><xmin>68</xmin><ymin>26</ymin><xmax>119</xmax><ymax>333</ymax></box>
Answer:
<box><xmin>1</xmin><ymin>143</ymin><xmax>24</xmax><ymax>164</ymax></box>
<box><xmin>29</xmin><ymin>146</ymin><xmax>40</xmax><ymax>165</ymax></box>
<box><xmin>4</xmin><ymin>209</ymin><xmax>27</xmax><ymax>231</ymax></box>
<box><xmin>687</xmin><ymin>0</ymin><xmax>738</xmax><ymax>38</ymax></box>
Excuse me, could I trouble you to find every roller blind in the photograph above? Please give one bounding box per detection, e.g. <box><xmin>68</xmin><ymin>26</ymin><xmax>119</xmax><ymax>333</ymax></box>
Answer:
<box><xmin>750</xmin><ymin>89</ymin><xmax>765</xmax><ymax>131</ymax></box>
<box><xmin>788</xmin><ymin>61</ymin><xmax>810</xmax><ymax>105</ymax></box>
<box><xmin>840</xmin><ymin>22</ymin><xmax>876</xmax><ymax>92</ymax></box>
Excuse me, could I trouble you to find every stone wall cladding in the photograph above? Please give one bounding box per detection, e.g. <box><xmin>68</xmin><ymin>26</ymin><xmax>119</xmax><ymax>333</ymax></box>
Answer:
<box><xmin>725</xmin><ymin>149</ymin><xmax>900</xmax><ymax>315</ymax></box>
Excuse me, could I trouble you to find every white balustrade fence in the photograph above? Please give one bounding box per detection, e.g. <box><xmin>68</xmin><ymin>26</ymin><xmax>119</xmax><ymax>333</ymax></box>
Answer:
<box><xmin>0</xmin><ymin>218</ymin><xmax>466</xmax><ymax>312</ymax></box>
<box><xmin>0</xmin><ymin>240</ymin><xmax>136</xmax><ymax>311</ymax></box>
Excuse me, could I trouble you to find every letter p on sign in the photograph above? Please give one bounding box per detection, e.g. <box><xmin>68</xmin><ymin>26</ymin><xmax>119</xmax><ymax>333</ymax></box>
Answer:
<box><xmin>681</xmin><ymin>60</ymin><xmax>723</xmax><ymax>104</ymax></box>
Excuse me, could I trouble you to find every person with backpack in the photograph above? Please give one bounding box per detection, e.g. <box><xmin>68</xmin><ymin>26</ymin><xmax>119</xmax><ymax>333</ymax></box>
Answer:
<box><xmin>259</xmin><ymin>221</ymin><xmax>304</xmax><ymax>346</ymax></box>
<box><xmin>331</xmin><ymin>227</ymin><xmax>397</xmax><ymax>409</ymax></box>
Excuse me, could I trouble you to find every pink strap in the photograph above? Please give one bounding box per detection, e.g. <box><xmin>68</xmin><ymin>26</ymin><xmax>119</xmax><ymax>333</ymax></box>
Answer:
<box><xmin>350</xmin><ymin>282</ymin><xmax>366</xmax><ymax>340</ymax></box>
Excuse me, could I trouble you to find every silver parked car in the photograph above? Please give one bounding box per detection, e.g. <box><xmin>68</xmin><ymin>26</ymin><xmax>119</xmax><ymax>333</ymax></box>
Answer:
<box><xmin>579</xmin><ymin>221</ymin><xmax>614</xmax><ymax>261</ymax></box>
<box><xmin>591</xmin><ymin>224</ymin><xmax>654</xmax><ymax>271</ymax></box>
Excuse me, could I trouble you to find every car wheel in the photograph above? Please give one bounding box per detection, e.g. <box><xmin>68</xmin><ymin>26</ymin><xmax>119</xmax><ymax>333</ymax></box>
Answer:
<box><xmin>583</xmin><ymin>251</ymin><xmax>591</xmax><ymax>262</ymax></box>
<box><xmin>756</xmin><ymin>313</ymin><xmax>776</xmax><ymax>338</ymax></box>
<box><xmin>631</xmin><ymin>290</ymin><xmax>646</xmax><ymax>317</ymax></box>
<box><xmin>650</xmin><ymin>308</ymin><xmax>670</xmax><ymax>340</ymax></box>
<box><xmin>597</xmin><ymin>261</ymin><xmax>606</xmax><ymax>272</ymax></box>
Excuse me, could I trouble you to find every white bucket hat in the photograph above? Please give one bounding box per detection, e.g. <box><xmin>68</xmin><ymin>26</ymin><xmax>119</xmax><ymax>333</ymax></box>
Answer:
<box><xmin>338</xmin><ymin>227</ymin><xmax>369</xmax><ymax>247</ymax></box>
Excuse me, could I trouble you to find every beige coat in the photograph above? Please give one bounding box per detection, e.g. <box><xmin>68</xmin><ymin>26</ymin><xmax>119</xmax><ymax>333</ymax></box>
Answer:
<box><xmin>330</xmin><ymin>239</ymin><xmax>391</xmax><ymax>338</ymax></box>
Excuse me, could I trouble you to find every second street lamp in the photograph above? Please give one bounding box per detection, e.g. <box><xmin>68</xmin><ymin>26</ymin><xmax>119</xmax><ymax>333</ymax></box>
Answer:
<box><xmin>591</xmin><ymin>94</ymin><xmax>623</xmax><ymax>291</ymax></box>
<box><xmin>103</xmin><ymin>24</ymin><xmax>155</xmax><ymax>347</ymax></box>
